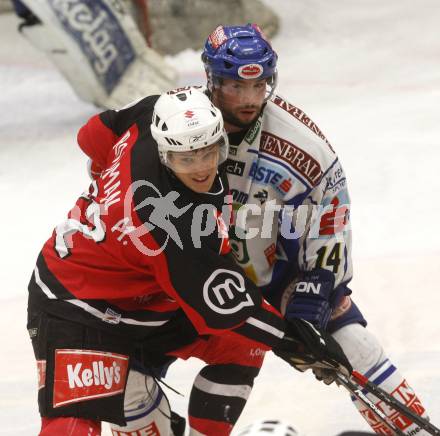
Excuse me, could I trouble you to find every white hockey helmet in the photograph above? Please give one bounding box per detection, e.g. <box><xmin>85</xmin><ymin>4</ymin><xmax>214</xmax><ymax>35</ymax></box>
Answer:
<box><xmin>150</xmin><ymin>88</ymin><xmax>229</xmax><ymax>173</ymax></box>
<box><xmin>236</xmin><ymin>420</ymin><xmax>299</xmax><ymax>436</ymax></box>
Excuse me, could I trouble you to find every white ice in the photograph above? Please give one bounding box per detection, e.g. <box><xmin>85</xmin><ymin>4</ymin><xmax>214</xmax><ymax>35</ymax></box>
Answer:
<box><xmin>0</xmin><ymin>1</ymin><xmax>439</xmax><ymax>435</ymax></box>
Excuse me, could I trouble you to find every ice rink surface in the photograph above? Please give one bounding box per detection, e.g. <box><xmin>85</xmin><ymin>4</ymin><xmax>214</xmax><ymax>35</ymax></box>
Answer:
<box><xmin>0</xmin><ymin>1</ymin><xmax>439</xmax><ymax>434</ymax></box>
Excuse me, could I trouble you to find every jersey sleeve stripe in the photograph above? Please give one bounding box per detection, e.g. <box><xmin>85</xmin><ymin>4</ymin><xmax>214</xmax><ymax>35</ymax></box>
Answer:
<box><xmin>67</xmin><ymin>299</ymin><xmax>169</xmax><ymax>327</ymax></box>
<box><xmin>245</xmin><ymin>316</ymin><xmax>284</xmax><ymax>339</ymax></box>
<box><xmin>34</xmin><ymin>266</ymin><xmax>56</xmax><ymax>299</ymax></box>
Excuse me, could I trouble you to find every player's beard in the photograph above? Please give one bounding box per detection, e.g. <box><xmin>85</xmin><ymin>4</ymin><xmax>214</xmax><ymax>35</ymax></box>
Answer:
<box><xmin>220</xmin><ymin>104</ymin><xmax>261</xmax><ymax>130</ymax></box>
<box><xmin>212</xmin><ymin>87</ymin><xmax>262</xmax><ymax>130</ymax></box>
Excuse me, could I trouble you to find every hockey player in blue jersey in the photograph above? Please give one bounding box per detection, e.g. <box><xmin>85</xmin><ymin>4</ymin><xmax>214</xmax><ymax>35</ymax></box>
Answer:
<box><xmin>199</xmin><ymin>23</ymin><xmax>430</xmax><ymax>435</ymax></box>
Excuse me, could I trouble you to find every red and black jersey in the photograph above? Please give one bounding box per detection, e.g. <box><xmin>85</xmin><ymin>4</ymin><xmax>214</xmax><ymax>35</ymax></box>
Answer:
<box><xmin>28</xmin><ymin>95</ymin><xmax>285</xmax><ymax>350</ymax></box>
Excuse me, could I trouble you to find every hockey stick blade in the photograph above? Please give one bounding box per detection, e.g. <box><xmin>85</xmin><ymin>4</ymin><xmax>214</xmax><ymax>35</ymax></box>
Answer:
<box><xmin>336</xmin><ymin>373</ymin><xmax>406</xmax><ymax>436</ymax></box>
<box><xmin>351</xmin><ymin>371</ymin><xmax>440</xmax><ymax>435</ymax></box>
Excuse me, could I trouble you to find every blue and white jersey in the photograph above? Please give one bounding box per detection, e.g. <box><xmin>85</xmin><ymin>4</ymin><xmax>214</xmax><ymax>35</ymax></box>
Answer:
<box><xmin>226</xmin><ymin>94</ymin><xmax>352</xmax><ymax>309</ymax></box>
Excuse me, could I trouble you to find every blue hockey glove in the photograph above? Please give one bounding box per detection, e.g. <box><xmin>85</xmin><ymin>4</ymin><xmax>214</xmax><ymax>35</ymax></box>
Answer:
<box><xmin>285</xmin><ymin>269</ymin><xmax>344</xmax><ymax>330</ymax></box>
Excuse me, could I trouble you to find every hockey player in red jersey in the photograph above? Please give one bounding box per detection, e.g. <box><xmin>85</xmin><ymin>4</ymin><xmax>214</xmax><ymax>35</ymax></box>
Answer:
<box><xmin>27</xmin><ymin>88</ymin><xmax>352</xmax><ymax>435</ymax></box>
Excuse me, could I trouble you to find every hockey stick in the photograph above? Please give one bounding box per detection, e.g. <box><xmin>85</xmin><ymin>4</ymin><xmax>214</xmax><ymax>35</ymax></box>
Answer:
<box><xmin>351</xmin><ymin>371</ymin><xmax>440</xmax><ymax>435</ymax></box>
<box><xmin>336</xmin><ymin>373</ymin><xmax>406</xmax><ymax>436</ymax></box>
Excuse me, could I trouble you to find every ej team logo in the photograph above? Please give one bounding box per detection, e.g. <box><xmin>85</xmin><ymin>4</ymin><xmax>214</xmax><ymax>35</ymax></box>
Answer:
<box><xmin>203</xmin><ymin>269</ymin><xmax>254</xmax><ymax>314</ymax></box>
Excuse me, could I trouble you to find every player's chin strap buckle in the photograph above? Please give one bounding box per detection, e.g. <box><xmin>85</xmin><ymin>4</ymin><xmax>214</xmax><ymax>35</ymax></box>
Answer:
<box><xmin>336</xmin><ymin>371</ymin><xmax>440</xmax><ymax>436</ymax></box>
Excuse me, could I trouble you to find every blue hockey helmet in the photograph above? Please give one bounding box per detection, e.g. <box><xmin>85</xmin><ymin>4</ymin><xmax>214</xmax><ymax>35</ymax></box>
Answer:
<box><xmin>202</xmin><ymin>24</ymin><xmax>278</xmax><ymax>91</ymax></box>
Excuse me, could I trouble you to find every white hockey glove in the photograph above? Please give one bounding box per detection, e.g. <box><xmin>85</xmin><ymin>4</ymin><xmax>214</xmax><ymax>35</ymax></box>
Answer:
<box><xmin>273</xmin><ymin>318</ymin><xmax>352</xmax><ymax>385</ymax></box>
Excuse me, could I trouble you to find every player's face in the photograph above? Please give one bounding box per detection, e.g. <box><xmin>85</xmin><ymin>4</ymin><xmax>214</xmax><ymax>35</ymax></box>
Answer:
<box><xmin>212</xmin><ymin>78</ymin><xmax>267</xmax><ymax>132</ymax></box>
<box><xmin>169</xmin><ymin>143</ymin><xmax>219</xmax><ymax>193</ymax></box>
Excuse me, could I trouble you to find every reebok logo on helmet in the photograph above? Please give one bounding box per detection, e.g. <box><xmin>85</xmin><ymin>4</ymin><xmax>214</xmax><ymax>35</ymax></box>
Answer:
<box><xmin>238</xmin><ymin>64</ymin><xmax>264</xmax><ymax>79</ymax></box>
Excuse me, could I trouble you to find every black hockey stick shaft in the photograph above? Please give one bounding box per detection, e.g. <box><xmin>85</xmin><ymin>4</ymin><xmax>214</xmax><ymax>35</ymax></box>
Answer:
<box><xmin>352</xmin><ymin>371</ymin><xmax>440</xmax><ymax>435</ymax></box>
<box><xmin>336</xmin><ymin>374</ymin><xmax>406</xmax><ymax>436</ymax></box>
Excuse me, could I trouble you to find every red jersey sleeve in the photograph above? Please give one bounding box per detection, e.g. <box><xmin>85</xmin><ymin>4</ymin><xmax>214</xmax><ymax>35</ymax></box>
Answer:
<box><xmin>77</xmin><ymin>95</ymin><xmax>159</xmax><ymax>170</ymax></box>
<box><xmin>77</xmin><ymin>114</ymin><xmax>118</xmax><ymax>169</ymax></box>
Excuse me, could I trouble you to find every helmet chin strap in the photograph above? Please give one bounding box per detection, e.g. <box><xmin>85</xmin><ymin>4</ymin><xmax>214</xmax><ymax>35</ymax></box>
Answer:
<box><xmin>264</xmin><ymin>71</ymin><xmax>278</xmax><ymax>102</ymax></box>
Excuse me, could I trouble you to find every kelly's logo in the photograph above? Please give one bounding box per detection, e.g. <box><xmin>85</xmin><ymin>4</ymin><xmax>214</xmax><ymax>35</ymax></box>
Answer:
<box><xmin>53</xmin><ymin>349</ymin><xmax>129</xmax><ymax>408</ymax></box>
